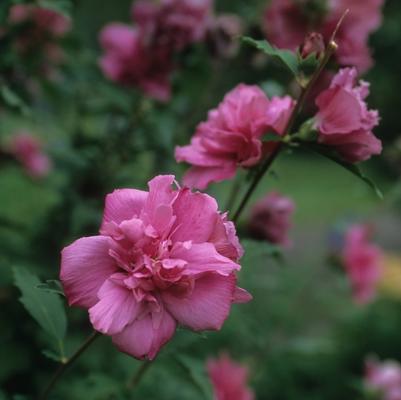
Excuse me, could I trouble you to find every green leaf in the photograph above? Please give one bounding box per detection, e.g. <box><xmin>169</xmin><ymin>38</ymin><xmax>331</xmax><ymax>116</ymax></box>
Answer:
<box><xmin>0</xmin><ymin>85</ymin><xmax>30</xmax><ymax>115</ymax></box>
<box><xmin>242</xmin><ymin>37</ymin><xmax>299</xmax><ymax>76</ymax></box>
<box><xmin>303</xmin><ymin>143</ymin><xmax>383</xmax><ymax>199</ymax></box>
<box><xmin>36</xmin><ymin>280</ymin><xmax>65</xmax><ymax>297</ymax></box>
<box><xmin>42</xmin><ymin>349</ymin><xmax>65</xmax><ymax>363</ymax></box>
<box><xmin>174</xmin><ymin>355</ymin><xmax>213</xmax><ymax>400</ymax></box>
<box><xmin>13</xmin><ymin>267</ymin><xmax>67</xmax><ymax>347</ymax></box>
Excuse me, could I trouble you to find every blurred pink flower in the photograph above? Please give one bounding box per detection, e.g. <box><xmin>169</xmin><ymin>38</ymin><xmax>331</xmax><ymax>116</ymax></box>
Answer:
<box><xmin>315</xmin><ymin>67</ymin><xmax>382</xmax><ymax>163</ymax></box>
<box><xmin>175</xmin><ymin>84</ymin><xmax>295</xmax><ymax>189</ymax></box>
<box><xmin>263</xmin><ymin>0</ymin><xmax>384</xmax><ymax>73</ymax></box>
<box><xmin>9</xmin><ymin>4</ymin><xmax>71</xmax><ymax>37</ymax></box>
<box><xmin>299</xmin><ymin>32</ymin><xmax>325</xmax><ymax>60</ymax></box>
<box><xmin>207</xmin><ymin>353</ymin><xmax>254</xmax><ymax>400</ymax></box>
<box><xmin>99</xmin><ymin>23</ymin><xmax>173</xmax><ymax>101</ymax></box>
<box><xmin>365</xmin><ymin>357</ymin><xmax>401</xmax><ymax>400</ymax></box>
<box><xmin>248</xmin><ymin>192</ymin><xmax>295</xmax><ymax>246</ymax></box>
<box><xmin>132</xmin><ymin>0</ymin><xmax>212</xmax><ymax>51</ymax></box>
<box><xmin>7</xmin><ymin>4</ymin><xmax>71</xmax><ymax>75</ymax></box>
<box><xmin>342</xmin><ymin>224</ymin><xmax>383</xmax><ymax>304</ymax></box>
<box><xmin>9</xmin><ymin>133</ymin><xmax>51</xmax><ymax>178</ymax></box>
<box><xmin>61</xmin><ymin>175</ymin><xmax>251</xmax><ymax>360</ymax></box>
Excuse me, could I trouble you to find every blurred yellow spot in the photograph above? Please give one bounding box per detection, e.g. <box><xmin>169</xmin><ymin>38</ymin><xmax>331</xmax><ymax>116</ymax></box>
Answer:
<box><xmin>379</xmin><ymin>254</ymin><xmax>401</xmax><ymax>300</ymax></box>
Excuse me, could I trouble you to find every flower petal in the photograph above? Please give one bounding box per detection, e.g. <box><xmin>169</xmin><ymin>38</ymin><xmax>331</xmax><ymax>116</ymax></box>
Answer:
<box><xmin>89</xmin><ymin>275</ymin><xmax>140</xmax><ymax>335</ymax></box>
<box><xmin>182</xmin><ymin>164</ymin><xmax>236</xmax><ymax>190</ymax></box>
<box><xmin>163</xmin><ymin>273</ymin><xmax>236</xmax><ymax>331</ymax></box>
<box><xmin>170</xmin><ymin>242</ymin><xmax>240</xmax><ymax>276</ymax></box>
<box><xmin>60</xmin><ymin>236</ymin><xmax>117</xmax><ymax>308</ymax></box>
<box><xmin>171</xmin><ymin>189</ymin><xmax>218</xmax><ymax>243</ymax></box>
<box><xmin>101</xmin><ymin>189</ymin><xmax>148</xmax><ymax>231</ymax></box>
<box><xmin>112</xmin><ymin>310</ymin><xmax>176</xmax><ymax>360</ymax></box>
<box><xmin>316</xmin><ymin>87</ymin><xmax>362</xmax><ymax>134</ymax></box>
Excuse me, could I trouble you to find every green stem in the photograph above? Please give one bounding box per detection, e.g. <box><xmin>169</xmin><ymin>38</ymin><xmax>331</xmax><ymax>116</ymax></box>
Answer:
<box><xmin>39</xmin><ymin>331</ymin><xmax>99</xmax><ymax>400</ymax></box>
<box><xmin>126</xmin><ymin>360</ymin><xmax>152</xmax><ymax>390</ymax></box>
<box><xmin>231</xmin><ymin>29</ymin><xmax>342</xmax><ymax>224</ymax></box>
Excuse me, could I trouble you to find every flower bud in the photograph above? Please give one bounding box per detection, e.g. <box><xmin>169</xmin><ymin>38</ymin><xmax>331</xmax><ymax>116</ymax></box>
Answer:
<box><xmin>299</xmin><ymin>32</ymin><xmax>325</xmax><ymax>59</ymax></box>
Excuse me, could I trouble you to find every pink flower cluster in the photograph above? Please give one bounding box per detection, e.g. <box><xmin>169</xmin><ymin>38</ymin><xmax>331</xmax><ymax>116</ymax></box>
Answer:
<box><xmin>248</xmin><ymin>192</ymin><xmax>295</xmax><ymax>246</ymax></box>
<box><xmin>315</xmin><ymin>67</ymin><xmax>382</xmax><ymax>163</ymax></box>
<box><xmin>175</xmin><ymin>84</ymin><xmax>295</xmax><ymax>189</ymax></box>
<box><xmin>99</xmin><ymin>0</ymin><xmax>212</xmax><ymax>101</ymax></box>
<box><xmin>7</xmin><ymin>5</ymin><xmax>71</xmax><ymax>68</ymax></box>
<box><xmin>264</xmin><ymin>0</ymin><xmax>384</xmax><ymax>73</ymax></box>
<box><xmin>342</xmin><ymin>224</ymin><xmax>382</xmax><ymax>304</ymax></box>
<box><xmin>9</xmin><ymin>133</ymin><xmax>51</xmax><ymax>178</ymax></box>
<box><xmin>365</xmin><ymin>358</ymin><xmax>401</xmax><ymax>400</ymax></box>
<box><xmin>207</xmin><ymin>353</ymin><xmax>254</xmax><ymax>400</ymax></box>
<box><xmin>61</xmin><ymin>175</ymin><xmax>251</xmax><ymax>360</ymax></box>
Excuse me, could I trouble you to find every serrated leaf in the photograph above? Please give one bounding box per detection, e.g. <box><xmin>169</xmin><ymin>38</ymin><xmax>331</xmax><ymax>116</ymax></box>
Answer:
<box><xmin>303</xmin><ymin>143</ymin><xmax>383</xmax><ymax>199</ymax></box>
<box><xmin>242</xmin><ymin>37</ymin><xmax>299</xmax><ymax>76</ymax></box>
<box><xmin>174</xmin><ymin>355</ymin><xmax>213</xmax><ymax>400</ymax></box>
<box><xmin>13</xmin><ymin>267</ymin><xmax>67</xmax><ymax>346</ymax></box>
<box><xmin>36</xmin><ymin>280</ymin><xmax>65</xmax><ymax>297</ymax></box>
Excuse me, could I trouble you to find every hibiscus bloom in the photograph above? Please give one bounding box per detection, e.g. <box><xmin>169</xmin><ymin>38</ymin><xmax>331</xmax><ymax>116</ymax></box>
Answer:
<box><xmin>99</xmin><ymin>23</ymin><xmax>173</xmax><ymax>101</ymax></box>
<box><xmin>61</xmin><ymin>175</ymin><xmax>251</xmax><ymax>359</ymax></box>
<box><xmin>9</xmin><ymin>132</ymin><xmax>51</xmax><ymax>178</ymax></box>
<box><xmin>264</xmin><ymin>0</ymin><xmax>384</xmax><ymax>73</ymax></box>
<box><xmin>175</xmin><ymin>84</ymin><xmax>295</xmax><ymax>189</ymax></box>
<box><xmin>365</xmin><ymin>357</ymin><xmax>401</xmax><ymax>400</ymax></box>
<box><xmin>315</xmin><ymin>67</ymin><xmax>382</xmax><ymax>163</ymax></box>
<box><xmin>248</xmin><ymin>191</ymin><xmax>295</xmax><ymax>246</ymax></box>
<box><xmin>342</xmin><ymin>224</ymin><xmax>383</xmax><ymax>304</ymax></box>
<box><xmin>207</xmin><ymin>353</ymin><xmax>254</xmax><ymax>400</ymax></box>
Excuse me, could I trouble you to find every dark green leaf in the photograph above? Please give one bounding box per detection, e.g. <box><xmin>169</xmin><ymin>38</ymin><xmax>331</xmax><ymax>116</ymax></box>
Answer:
<box><xmin>13</xmin><ymin>267</ymin><xmax>67</xmax><ymax>345</ymax></box>
<box><xmin>242</xmin><ymin>37</ymin><xmax>299</xmax><ymax>76</ymax></box>
<box><xmin>42</xmin><ymin>349</ymin><xmax>65</xmax><ymax>363</ymax></box>
<box><xmin>0</xmin><ymin>85</ymin><xmax>30</xmax><ymax>115</ymax></box>
<box><xmin>303</xmin><ymin>143</ymin><xmax>383</xmax><ymax>199</ymax></box>
<box><xmin>36</xmin><ymin>280</ymin><xmax>65</xmax><ymax>297</ymax></box>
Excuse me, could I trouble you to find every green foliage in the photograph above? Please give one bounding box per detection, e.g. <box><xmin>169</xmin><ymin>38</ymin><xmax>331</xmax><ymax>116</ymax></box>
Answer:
<box><xmin>242</xmin><ymin>37</ymin><xmax>319</xmax><ymax>80</ymax></box>
<box><xmin>13</xmin><ymin>267</ymin><xmax>67</xmax><ymax>360</ymax></box>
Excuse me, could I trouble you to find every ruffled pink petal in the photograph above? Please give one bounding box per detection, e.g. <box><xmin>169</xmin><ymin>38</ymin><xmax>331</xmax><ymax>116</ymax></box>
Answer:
<box><xmin>170</xmin><ymin>242</ymin><xmax>240</xmax><ymax>276</ymax></box>
<box><xmin>182</xmin><ymin>164</ymin><xmax>237</xmax><ymax>190</ymax></box>
<box><xmin>171</xmin><ymin>189</ymin><xmax>218</xmax><ymax>243</ymax></box>
<box><xmin>163</xmin><ymin>272</ymin><xmax>236</xmax><ymax>331</ymax></box>
<box><xmin>100</xmin><ymin>189</ymin><xmax>148</xmax><ymax>231</ymax></box>
<box><xmin>89</xmin><ymin>274</ymin><xmax>140</xmax><ymax>335</ymax></box>
<box><xmin>143</xmin><ymin>175</ymin><xmax>177</xmax><ymax>225</ymax></box>
<box><xmin>208</xmin><ymin>216</ymin><xmax>244</xmax><ymax>260</ymax></box>
<box><xmin>175</xmin><ymin>140</ymin><xmax>226</xmax><ymax>166</ymax></box>
<box><xmin>60</xmin><ymin>236</ymin><xmax>117</xmax><ymax>308</ymax></box>
<box><xmin>316</xmin><ymin>87</ymin><xmax>363</xmax><ymax>134</ymax></box>
<box><xmin>112</xmin><ymin>310</ymin><xmax>176</xmax><ymax>360</ymax></box>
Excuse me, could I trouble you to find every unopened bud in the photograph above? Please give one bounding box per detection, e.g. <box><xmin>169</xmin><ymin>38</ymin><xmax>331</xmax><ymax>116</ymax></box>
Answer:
<box><xmin>299</xmin><ymin>32</ymin><xmax>325</xmax><ymax>59</ymax></box>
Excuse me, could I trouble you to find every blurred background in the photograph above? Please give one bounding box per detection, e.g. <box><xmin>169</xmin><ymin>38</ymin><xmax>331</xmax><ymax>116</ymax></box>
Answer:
<box><xmin>1</xmin><ymin>0</ymin><xmax>401</xmax><ymax>399</ymax></box>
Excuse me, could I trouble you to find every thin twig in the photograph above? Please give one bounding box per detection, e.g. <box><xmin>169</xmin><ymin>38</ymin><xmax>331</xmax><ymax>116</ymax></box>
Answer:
<box><xmin>231</xmin><ymin>10</ymin><xmax>348</xmax><ymax>223</ymax></box>
<box><xmin>39</xmin><ymin>331</ymin><xmax>99</xmax><ymax>400</ymax></box>
<box><xmin>126</xmin><ymin>360</ymin><xmax>152</xmax><ymax>390</ymax></box>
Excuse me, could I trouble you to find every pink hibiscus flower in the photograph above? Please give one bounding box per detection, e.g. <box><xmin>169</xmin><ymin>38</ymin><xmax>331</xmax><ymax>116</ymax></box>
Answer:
<box><xmin>175</xmin><ymin>84</ymin><xmax>295</xmax><ymax>189</ymax></box>
<box><xmin>9</xmin><ymin>132</ymin><xmax>51</xmax><ymax>178</ymax></box>
<box><xmin>99</xmin><ymin>23</ymin><xmax>173</xmax><ymax>101</ymax></box>
<box><xmin>342</xmin><ymin>224</ymin><xmax>383</xmax><ymax>304</ymax></box>
<box><xmin>207</xmin><ymin>353</ymin><xmax>254</xmax><ymax>400</ymax></box>
<box><xmin>61</xmin><ymin>175</ymin><xmax>251</xmax><ymax>360</ymax></box>
<box><xmin>132</xmin><ymin>0</ymin><xmax>212</xmax><ymax>52</ymax></box>
<box><xmin>365</xmin><ymin>357</ymin><xmax>401</xmax><ymax>400</ymax></box>
<box><xmin>248</xmin><ymin>191</ymin><xmax>295</xmax><ymax>246</ymax></box>
<box><xmin>315</xmin><ymin>67</ymin><xmax>382</xmax><ymax>163</ymax></box>
<box><xmin>263</xmin><ymin>0</ymin><xmax>384</xmax><ymax>73</ymax></box>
